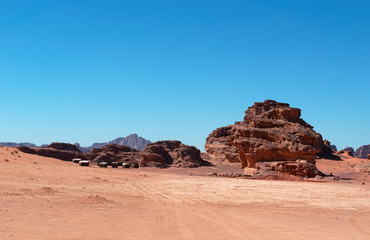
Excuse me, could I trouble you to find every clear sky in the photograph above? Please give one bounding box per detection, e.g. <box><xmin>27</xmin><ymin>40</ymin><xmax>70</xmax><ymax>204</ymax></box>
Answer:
<box><xmin>1</xmin><ymin>0</ymin><xmax>369</xmax><ymax>151</ymax></box>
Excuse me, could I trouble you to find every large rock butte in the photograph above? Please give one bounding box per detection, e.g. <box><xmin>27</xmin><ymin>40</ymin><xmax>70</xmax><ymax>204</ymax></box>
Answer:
<box><xmin>205</xmin><ymin>100</ymin><xmax>331</xmax><ymax>169</ymax></box>
<box><xmin>355</xmin><ymin>144</ymin><xmax>370</xmax><ymax>159</ymax></box>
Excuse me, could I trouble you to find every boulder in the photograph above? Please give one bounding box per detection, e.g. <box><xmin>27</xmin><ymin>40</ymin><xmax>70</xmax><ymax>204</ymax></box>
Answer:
<box><xmin>355</xmin><ymin>145</ymin><xmax>370</xmax><ymax>159</ymax></box>
<box><xmin>206</xmin><ymin>100</ymin><xmax>333</xmax><ymax>169</ymax></box>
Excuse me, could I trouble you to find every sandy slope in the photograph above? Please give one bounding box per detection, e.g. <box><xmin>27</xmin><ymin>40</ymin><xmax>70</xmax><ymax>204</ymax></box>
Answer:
<box><xmin>0</xmin><ymin>146</ymin><xmax>369</xmax><ymax>240</ymax></box>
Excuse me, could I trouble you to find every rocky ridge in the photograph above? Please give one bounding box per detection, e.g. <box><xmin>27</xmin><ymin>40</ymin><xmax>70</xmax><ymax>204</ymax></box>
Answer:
<box><xmin>17</xmin><ymin>142</ymin><xmax>84</xmax><ymax>161</ymax></box>
<box><xmin>17</xmin><ymin>140</ymin><xmax>210</xmax><ymax>168</ymax></box>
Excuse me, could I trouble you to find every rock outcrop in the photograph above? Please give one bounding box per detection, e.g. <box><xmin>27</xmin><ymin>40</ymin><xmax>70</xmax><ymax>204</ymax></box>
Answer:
<box><xmin>269</xmin><ymin>160</ymin><xmax>324</xmax><ymax>178</ymax></box>
<box><xmin>87</xmin><ymin>144</ymin><xmax>140</xmax><ymax>165</ymax></box>
<box><xmin>140</xmin><ymin>141</ymin><xmax>212</xmax><ymax>168</ymax></box>
<box><xmin>319</xmin><ymin>139</ymin><xmax>340</xmax><ymax>160</ymax></box>
<box><xmin>355</xmin><ymin>145</ymin><xmax>370</xmax><ymax>159</ymax></box>
<box><xmin>206</xmin><ymin>100</ymin><xmax>331</xmax><ymax>171</ymax></box>
<box><xmin>140</xmin><ymin>143</ymin><xmax>173</xmax><ymax>168</ymax></box>
<box><xmin>338</xmin><ymin>147</ymin><xmax>354</xmax><ymax>156</ymax></box>
<box><xmin>48</xmin><ymin>142</ymin><xmax>82</xmax><ymax>152</ymax></box>
<box><xmin>17</xmin><ymin>143</ymin><xmax>85</xmax><ymax>161</ymax></box>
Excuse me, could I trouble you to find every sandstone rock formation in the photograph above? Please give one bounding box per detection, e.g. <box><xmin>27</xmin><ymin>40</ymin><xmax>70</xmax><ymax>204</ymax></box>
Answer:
<box><xmin>87</xmin><ymin>144</ymin><xmax>140</xmax><ymax>165</ymax></box>
<box><xmin>140</xmin><ymin>144</ymin><xmax>173</xmax><ymax>168</ymax></box>
<box><xmin>269</xmin><ymin>160</ymin><xmax>323</xmax><ymax>178</ymax></box>
<box><xmin>355</xmin><ymin>144</ymin><xmax>370</xmax><ymax>159</ymax></box>
<box><xmin>17</xmin><ymin>143</ymin><xmax>85</xmax><ymax>161</ymax></box>
<box><xmin>140</xmin><ymin>141</ymin><xmax>212</xmax><ymax>168</ymax></box>
<box><xmin>206</xmin><ymin>100</ymin><xmax>331</xmax><ymax>170</ymax></box>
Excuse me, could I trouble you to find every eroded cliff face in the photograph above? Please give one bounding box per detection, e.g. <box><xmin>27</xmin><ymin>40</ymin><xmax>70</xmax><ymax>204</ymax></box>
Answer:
<box><xmin>206</xmin><ymin>100</ymin><xmax>326</xmax><ymax>168</ymax></box>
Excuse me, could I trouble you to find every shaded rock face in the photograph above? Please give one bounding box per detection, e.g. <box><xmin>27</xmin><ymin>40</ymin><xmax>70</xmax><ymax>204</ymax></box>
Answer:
<box><xmin>48</xmin><ymin>142</ymin><xmax>82</xmax><ymax>152</ymax></box>
<box><xmin>87</xmin><ymin>144</ymin><xmax>140</xmax><ymax>164</ymax></box>
<box><xmin>17</xmin><ymin>145</ymin><xmax>85</xmax><ymax>161</ymax></box>
<box><xmin>319</xmin><ymin>140</ymin><xmax>340</xmax><ymax>160</ymax></box>
<box><xmin>355</xmin><ymin>145</ymin><xmax>370</xmax><ymax>159</ymax></box>
<box><xmin>206</xmin><ymin>100</ymin><xmax>329</xmax><ymax>169</ymax></box>
<box><xmin>338</xmin><ymin>147</ymin><xmax>354</xmax><ymax>156</ymax></box>
<box><xmin>140</xmin><ymin>141</ymin><xmax>212</xmax><ymax>168</ymax></box>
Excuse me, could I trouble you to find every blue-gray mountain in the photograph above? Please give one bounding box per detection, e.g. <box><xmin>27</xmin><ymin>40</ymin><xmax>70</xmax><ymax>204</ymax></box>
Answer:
<box><xmin>0</xmin><ymin>142</ymin><xmax>37</xmax><ymax>148</ymax></box>
<box><xmin>75</xmin><ymin>134</ymin><xmax>151</xmax><ymax>153</ymax></box>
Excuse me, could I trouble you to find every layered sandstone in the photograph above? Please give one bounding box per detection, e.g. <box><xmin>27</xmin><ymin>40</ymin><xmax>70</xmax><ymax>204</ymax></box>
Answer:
<box><xmin>206</xmin><ymin>100</ymin><xmax>330</xmax><ymax>169</ymax></box>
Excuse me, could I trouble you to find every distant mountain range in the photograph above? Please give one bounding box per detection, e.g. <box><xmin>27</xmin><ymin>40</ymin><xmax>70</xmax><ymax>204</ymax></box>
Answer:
<box><xmin>74</xmin><ymin>134</ymin><xmax>151</xmax><ymax>153</ymax></box>
<box><xmin>0</xmin><ymin>134</ymin><xmax>151</xmax><ymax>153</ymax></box>
<box><xmin>0</xmin><ymin>142</ymin><xmax>37</xmax><ymax>148</ymax></box>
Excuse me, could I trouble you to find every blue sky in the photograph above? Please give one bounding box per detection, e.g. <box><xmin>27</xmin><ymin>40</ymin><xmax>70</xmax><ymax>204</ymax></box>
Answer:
<box><xmin>0</xmin><ymin>0</ymin><xmax>369</xmax><ymax>151</ymax></box>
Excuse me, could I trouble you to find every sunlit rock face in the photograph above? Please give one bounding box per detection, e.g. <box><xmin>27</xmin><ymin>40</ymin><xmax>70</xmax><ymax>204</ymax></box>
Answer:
<box><xmin>206</xmin><ymin>100</ymin><xmax>326</xmax><ymax>168</ymax></box>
